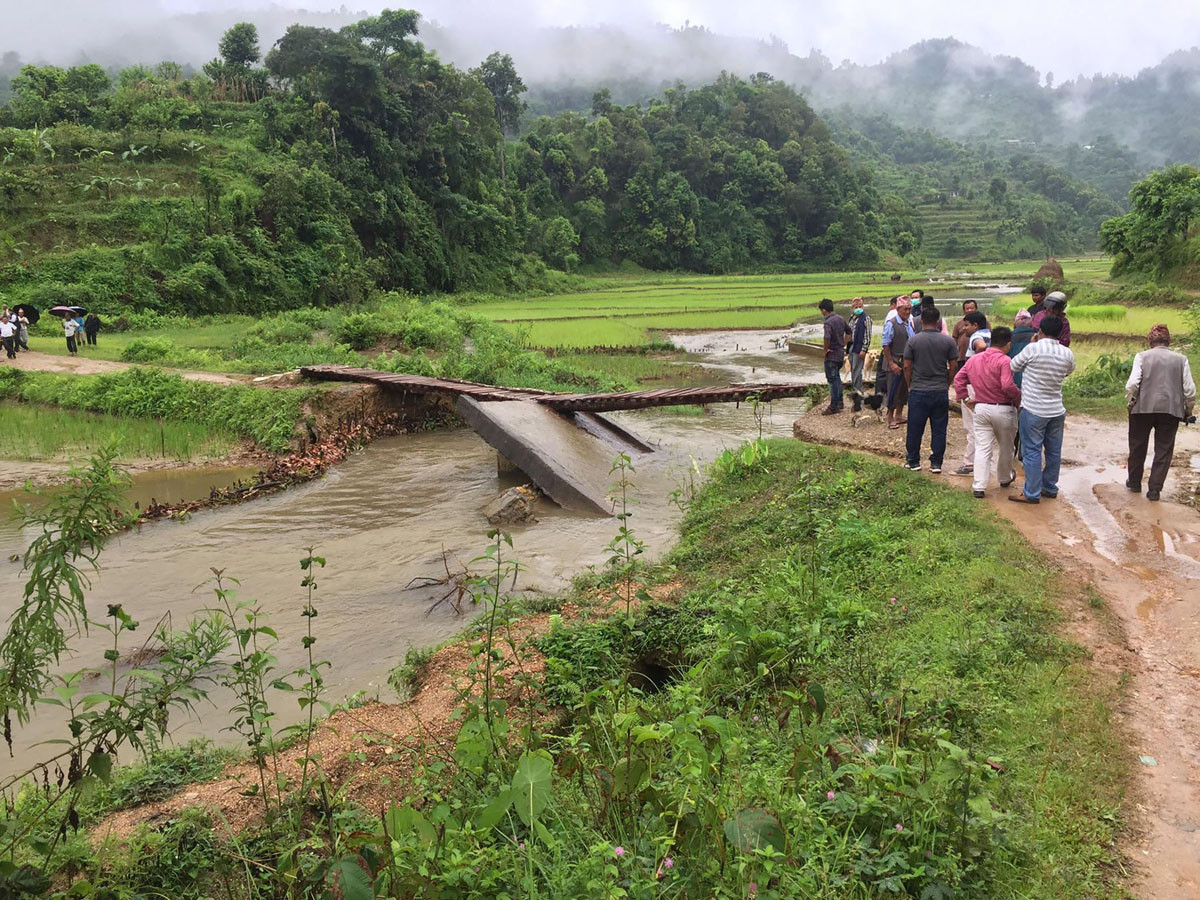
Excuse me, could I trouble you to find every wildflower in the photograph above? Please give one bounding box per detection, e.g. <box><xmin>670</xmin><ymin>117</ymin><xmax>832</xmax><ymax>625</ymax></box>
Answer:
<box><xmin>889</xmin><ymin>596</ymin><xmax>898</xmax><ymax>603</ymax></box>
<box><xmin>753</xmin><ymin>715</ymin><xmax>760</xmax><ymax>722</ymax></box>
<box><xmin>749</xmin><ymin>882</ymin><xmax>758</xmax><ymax>897</ymax></box>
<box><xmin>519</xmin><ymin>842</ymin><xmax>525</xmax><ymax>850</ymax></box>
<box><xmin>826</xmin><ymin>791</ymin><xmax>836</xmax><ymax>800</ymax></box>
<box><xmin>894</xmin><ymin>823</ymin><xmax>903</xmax><ymax>832</ymax></box>
<box><xmin>663</xmin><ymin>858</ymin><xmax>674</xmax><ymax>869</ymax></box>
<box><xmin>614</xmin><ymin>845</ymin><xmax>625</xmax><ymax>858</ymax></box>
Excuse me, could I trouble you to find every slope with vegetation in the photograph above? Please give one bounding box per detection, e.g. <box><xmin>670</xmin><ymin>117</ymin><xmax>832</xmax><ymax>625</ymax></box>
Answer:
<box><xmin>0</xmin><ymin>441</ymin><xmax>1126</xmax><ymax>898</ymax></box>
<box><xmin>0</xmin><ymin>10</ymin><xmax>920</xmax><ymax>333</ymax></box>
<box><xmin>828</xmin><ymin>113</ymin><xmax>1122</xmax><ymax>260</ymax></box>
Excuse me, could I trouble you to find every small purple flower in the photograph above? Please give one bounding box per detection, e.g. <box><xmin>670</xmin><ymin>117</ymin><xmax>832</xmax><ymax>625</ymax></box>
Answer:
<box><xmin>519</xmin><ymin>842</ymin><xmax>525</xmax><ymax>850</ymax></box>
<box><xmin>753</xmin><ymin>715</ymin><xmax>760</xmax><ymax>723</ymax></box>
<box><xmin>614</xmin><ymin>845</ymin><xmax>625</xmax><ymax>858</ymax></box>
<box><xmin>889</xmin><ymin>596</ymin><xmax>898</xmax><ymax>603</ymax></box>
<box><xmin>749</xmin><ymin>882</ymin><xmax>758</xmax><ymax>897</ymax></box>
<box><xmin>663</xmin><ymin>858</ymin><xmax>674</xmax><ymax>869</ymax></box>
<box><xmin>894</xmin><ymin>823</ymin><xmax>904</xmax><ymax>832</ymax></box>
<box><xmin>827</xmin><ymin>790</ymin><xmax>836</xmax><ymax>800</ymax></box>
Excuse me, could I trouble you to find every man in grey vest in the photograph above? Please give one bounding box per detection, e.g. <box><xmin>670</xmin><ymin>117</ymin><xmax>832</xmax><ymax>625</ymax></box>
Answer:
<box><xmin>1126</xmin><ymin>324</ymin><xmax>1196</xmax><ymax>501</ymax></box>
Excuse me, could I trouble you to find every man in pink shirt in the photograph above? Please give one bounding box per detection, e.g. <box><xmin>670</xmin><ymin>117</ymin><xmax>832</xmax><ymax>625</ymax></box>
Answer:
<box><xmin>953</xmin><ymin>326</ymin><xmax>1021</xmax><ymax>498</ymax></box>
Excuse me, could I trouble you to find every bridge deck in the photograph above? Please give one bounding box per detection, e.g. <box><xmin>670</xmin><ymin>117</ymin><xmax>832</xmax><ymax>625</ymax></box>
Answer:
<box><xmin>300</xmin><ymin>365</ymin><xmax>811</xmax><ymax>411</ymax></box>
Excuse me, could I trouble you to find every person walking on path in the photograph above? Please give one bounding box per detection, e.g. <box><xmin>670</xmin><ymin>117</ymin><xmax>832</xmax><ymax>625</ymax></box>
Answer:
<box><xmin>847</xmin><ymin>297</ymin><xmax>873</xmax><ymax>399</ymax></box>
<box><xmin>819</xmin><ymin>298</ymin><xmax>848</xmax><ymax>415</ymax></box>
<box><xmin>13</xmin><ymin>308</ymin><xmax>29</xmax><ymax>352</ymax></box>
<box><xmin>62</xmin><ymin>314</ymin><xmax>80</xmax><ymax>356</ymax></box>
<box><xmin>84</xmin><ymin>313</ymin><xmax>101</xmax><ymax>347</ymax></box>
<box><xmin>882</xmin><ymin>297</ymin><xmax>916</xmax><ymax>428</ymax></box>
<box><xmin>902</xmin><ymin>307</ymin><xmax>960</xmax><ymax>472</ymax></box>
<box><xmin>1125</xmin><ymin>324</ymin><xmax>1195</xmax><ymax>501</ymax></box>
<box><xmin>1009</xmin><ymin>316</ymin><xmax>1075</xmax><ymax>504</ymax></box>
<box><xmin>1030</xmin><ymin>291</ymin><xmax>1071</xmax><ymax>346</ymax></box>
<box><xmin>954</xmin><ymin>326</ymin><xmax>1020</xmax><ymax>498</ymax></box>
<box><xmin>951</xmin><ymin>311</ymin><xmax>992</xmax><ymax>477</ymax></box>
<box><xmin>0</xmin><ymin>316</ymin><xmax>15</xmax><ymax>359</ymax></box>
<box><xmin>72</xmin><ymin>314</ymin><xmax>86</xmax><ymax>352</ymax></box>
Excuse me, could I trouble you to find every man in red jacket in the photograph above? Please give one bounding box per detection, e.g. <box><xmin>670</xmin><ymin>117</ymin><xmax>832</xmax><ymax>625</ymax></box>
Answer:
<box><xmin>953</xmin><ymin>326</ymin><xmax>1021</xmax><ymax>498</ymax></box>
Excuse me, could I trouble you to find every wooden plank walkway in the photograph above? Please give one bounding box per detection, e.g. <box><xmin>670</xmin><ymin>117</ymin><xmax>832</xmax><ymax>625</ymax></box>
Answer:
<box><xmin>300</xmin><ymin>365</ymin><xmax>812</xmax><ymax>411</ymax></box>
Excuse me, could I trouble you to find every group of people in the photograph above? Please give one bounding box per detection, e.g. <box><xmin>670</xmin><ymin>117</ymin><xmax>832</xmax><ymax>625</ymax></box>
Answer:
<box><xmin>61</xmin><ymin>312</ymin><xmax>101</xmax><ymax>357</ymax></box>
<box><xmin>0</xmin><ymin>306</ymin><xmax>31</xmax><ymax>360</ymax></box>
<box><xmin>820</xmin><ymin>285</ymin><xmax>1194</xmax><ymax>504</ymax></box>
<box><xmin>0</xmin><ymin>306</ymin><xmax>102</xmax><ymax>359</ymax></box>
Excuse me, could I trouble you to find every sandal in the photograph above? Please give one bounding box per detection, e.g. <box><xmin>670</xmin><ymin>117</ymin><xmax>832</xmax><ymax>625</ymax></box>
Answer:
<box><xmin>887</xmin><ymin>423</ymin><xmax>901</xmax><ymax>430</ymax></box>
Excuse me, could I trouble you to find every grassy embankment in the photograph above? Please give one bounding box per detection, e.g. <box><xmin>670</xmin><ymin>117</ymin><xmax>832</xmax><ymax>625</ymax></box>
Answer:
<box><xmin>0</xmin><ymin>402</ymin><xmax>234</xmax><ymax>462</ymax></box>
<box><xmin>25</xmin><ymin>440</ymin><xmax>1126</xmax><ymax>897</ymax></box>
<box><xmin>0</xmin><ymin>367</ymin><xmax>311</xmax><ymax>454</ymax></box>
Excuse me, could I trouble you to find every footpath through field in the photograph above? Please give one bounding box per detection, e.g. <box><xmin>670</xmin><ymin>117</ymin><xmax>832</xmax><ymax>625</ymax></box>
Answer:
<box><xmin>0</xmin><ymin>349</ymin><xmax>246</xmax><ymax>385</ymax></box>
<box><xmin>793</xmin><ymin>406</ymin><xmax>1200</xmax><ymax>899</ymax></box>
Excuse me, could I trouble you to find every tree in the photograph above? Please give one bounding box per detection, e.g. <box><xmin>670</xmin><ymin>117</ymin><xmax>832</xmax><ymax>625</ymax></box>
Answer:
<box><xmin>219</xmin><ymin>23</ymin><xmax>261</xmax><ymax>69</ymax></box>
<box><xmin>1100</xmin><ymin>165</ymin><xmax>1200</xmax><ymax>276</ymax></box>
<box><xmin>473</xmin><ymin>52</ymin><xmax>526</xmax><ymax>186</ymax></box>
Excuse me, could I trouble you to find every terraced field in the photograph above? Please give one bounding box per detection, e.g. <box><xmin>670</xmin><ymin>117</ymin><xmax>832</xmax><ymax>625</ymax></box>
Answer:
<box><xmin>478</xmin><ymin>262</ymin><xmax>1112</xmax><ymax>350</ymax></box>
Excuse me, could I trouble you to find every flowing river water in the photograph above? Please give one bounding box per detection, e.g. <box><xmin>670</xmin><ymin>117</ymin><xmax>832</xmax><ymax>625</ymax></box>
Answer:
<box><xmin>0</xmin><ymin>288</ymin><xmax>1015</xmax><ymax>777</ymax></box>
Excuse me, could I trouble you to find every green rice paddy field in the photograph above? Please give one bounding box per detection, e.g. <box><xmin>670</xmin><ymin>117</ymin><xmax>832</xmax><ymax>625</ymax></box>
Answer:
<box><xmin>477</xmin><ymin>256</ymin><xmax>1172</xmax><ymax>350</ymax></box>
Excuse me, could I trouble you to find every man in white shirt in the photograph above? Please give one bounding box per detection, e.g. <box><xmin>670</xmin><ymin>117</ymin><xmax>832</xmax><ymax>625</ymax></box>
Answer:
<box><xmin>62</xmin><ymin>314</ymin><xmax>80</xmax><ymax>356</ymax></box>
<box><xmin>1008</xmin><ymin>316</ymin><xmax>1075</xmax><ymax>504</ymax></box>
<box><xmin>1126</xmin><ymin>324</ymin><xmax>1196</xmax><ymax>501</ymax></box>
<box><xmin>0</xmin><ymin>315</ymin><xmax>15</xmax><ymax>359</ymax></box>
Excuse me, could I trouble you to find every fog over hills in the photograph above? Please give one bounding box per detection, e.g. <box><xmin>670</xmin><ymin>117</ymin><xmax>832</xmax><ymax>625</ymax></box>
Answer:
<box><xmin>2</xmin><ymin>3</ymin><xmax>1199</xmax><ymax>172</ymax></box>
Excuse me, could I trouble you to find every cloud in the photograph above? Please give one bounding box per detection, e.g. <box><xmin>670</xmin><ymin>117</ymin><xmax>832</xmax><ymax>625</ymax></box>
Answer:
<box><xmin>1</xmin><ymin>0</ymin><xmax>1196</xmax><ymax>80</ymax></box>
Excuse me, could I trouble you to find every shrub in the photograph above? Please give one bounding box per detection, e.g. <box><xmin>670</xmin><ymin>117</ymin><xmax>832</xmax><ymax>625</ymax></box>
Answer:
<box><xmin>121</xmin><ymin>336</ymin><xmax>178</xmax><ymax>363</ymax></box>
<box><xmin>333</xmin><ymin>313</ymin><xmax>384</xmax><ymax>350</ymax></box>
<box><xmin>402</xmin><ymin>303</ymin><xmax>463</xmax><ymax>351</ymax></box>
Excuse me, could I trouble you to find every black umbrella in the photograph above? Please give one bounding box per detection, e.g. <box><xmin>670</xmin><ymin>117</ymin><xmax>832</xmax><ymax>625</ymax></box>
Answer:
<box><xmin>16</xmin><ymin>304</ymin><xmax>39</xmax><ymax>325</ymax></box>
<box><xmin>69</xmin><ymin>306</ymin><xmax>87</xmax><ymax>315</ymax></box>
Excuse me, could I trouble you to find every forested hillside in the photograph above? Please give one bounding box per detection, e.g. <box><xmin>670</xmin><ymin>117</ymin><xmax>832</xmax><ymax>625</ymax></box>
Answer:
<box><xmin>0</xmin><ymin>13</ymin><xmax>917</xmax><ymax>317</ymax></box>
<box><xmin>829</xmin><ymin>114</ymin><xmax>1122</xmax><ymax>258</ymax></box>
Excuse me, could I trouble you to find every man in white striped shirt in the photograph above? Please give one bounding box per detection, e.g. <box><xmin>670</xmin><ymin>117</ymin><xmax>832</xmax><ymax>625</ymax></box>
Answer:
<box><xmin>1008</xmin><ymin>316</ymin><xmax>1075</xmax><ymax>504</ymax></box>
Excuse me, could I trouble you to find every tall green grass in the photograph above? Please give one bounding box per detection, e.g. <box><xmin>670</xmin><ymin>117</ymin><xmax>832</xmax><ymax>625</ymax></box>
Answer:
<box><xmin>0</xmin><ymin>368</ymin><xmax>311</xmax><ymax>452</ymax></box>
<box><xmin>0</xmin><ymin>402</ymin><xmax>235</xmax><ymax>461</ymax></box>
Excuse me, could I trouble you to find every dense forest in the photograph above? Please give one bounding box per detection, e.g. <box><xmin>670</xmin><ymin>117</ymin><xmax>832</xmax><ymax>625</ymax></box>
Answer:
<box><xmin>0</xmin><ymin>13</ymin><xmax>919</xmax><ymax>315</ymax></box>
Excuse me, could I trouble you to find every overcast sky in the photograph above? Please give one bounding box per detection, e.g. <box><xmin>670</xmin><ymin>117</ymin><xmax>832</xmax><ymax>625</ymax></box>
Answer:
<box><xmin>8</xmin><ymin>0</ymin><xmax>1200</xmax><ymax>78</ymax></box>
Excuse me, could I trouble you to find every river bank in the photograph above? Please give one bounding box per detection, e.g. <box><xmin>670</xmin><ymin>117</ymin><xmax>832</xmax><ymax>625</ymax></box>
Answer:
<box><xmin>59</xmin><ymin>437</ymin><xmax>1127</xmax><ymax>898</ymax></box>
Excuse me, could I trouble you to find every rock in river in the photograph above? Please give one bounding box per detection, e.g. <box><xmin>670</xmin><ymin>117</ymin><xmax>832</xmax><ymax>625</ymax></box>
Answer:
<box><xmin>483</xmin><ymin>485</ymin><xmax>541</xmax><ymax>524</ymax></box>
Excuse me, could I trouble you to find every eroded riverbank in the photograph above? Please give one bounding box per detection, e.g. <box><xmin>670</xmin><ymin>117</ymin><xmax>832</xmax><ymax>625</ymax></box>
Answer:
<box><xmin>0</xmin><ymin>398</ymin><xmax>805</xmax><ymax>776</ymax></box>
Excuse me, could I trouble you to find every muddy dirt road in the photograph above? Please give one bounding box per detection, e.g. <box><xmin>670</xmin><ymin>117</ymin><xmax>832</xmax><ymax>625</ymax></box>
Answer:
<box><xmin>794</xmin><ymin>406</ymin><xmax>1200</xmax><ymax>899</ymax></box>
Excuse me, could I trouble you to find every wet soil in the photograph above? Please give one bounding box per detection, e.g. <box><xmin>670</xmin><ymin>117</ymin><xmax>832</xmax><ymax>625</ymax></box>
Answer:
<box><xmin>794</xmin><ymin>404</ymin><xmax>1200</xmax><ymax>899</ymax></box>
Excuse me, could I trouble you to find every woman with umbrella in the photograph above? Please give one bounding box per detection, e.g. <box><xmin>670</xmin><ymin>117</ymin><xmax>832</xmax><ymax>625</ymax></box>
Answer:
<box><xmin>51</xmin><ymin>306</ymin><xmax>83</xmax><ymax>356</ymax></box>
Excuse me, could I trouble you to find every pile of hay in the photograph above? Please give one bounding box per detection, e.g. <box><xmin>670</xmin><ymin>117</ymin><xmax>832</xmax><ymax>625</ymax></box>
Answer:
<box><xmin>1034</xmin><ymin>257</ymin><xmax>1065</xmax><ymax>282</ymax></box>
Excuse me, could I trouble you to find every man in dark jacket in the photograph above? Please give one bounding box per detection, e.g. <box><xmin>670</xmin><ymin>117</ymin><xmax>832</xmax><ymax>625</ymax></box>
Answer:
<box><xmin>819</xmin><ymin>298</ymin><xmax>848</xmax><ymax>414</ymax></box>
<box><xmin>1027</xmin><ymin>286</ymin><xmax>1047</xmax><ymax>316</ymax></box>
<box><xmin>1126</xmin><ymin>324</ymin><xmax>1196</xmax><ymax>501</ymax></box>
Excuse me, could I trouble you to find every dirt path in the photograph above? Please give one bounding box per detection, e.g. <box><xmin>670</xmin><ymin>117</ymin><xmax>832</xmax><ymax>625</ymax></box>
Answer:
<box><xmin>794</xmin><ymin>406</ymin><xmax>1200</xmax><ymax>899</ymax></box>
<box><xmin>1</xmin><ymin>350</ymin><xmax>245</xmax><ymax>384</ymax></box>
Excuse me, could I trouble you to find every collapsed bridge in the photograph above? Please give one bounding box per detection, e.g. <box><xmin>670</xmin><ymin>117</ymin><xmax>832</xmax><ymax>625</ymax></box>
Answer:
<box><xmin>300</xmin><ymin>365</ymin><xmax>813</xmax><ymax>515</ymax></box>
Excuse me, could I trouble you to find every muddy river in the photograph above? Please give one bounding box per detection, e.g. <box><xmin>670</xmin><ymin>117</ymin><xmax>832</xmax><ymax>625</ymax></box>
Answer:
<box><xmin>0</xmin><ymin>288</ymin><xmax>1019</xmax><ymax>776</ymax></box>
<box><xmin>0</xmin><ymin>395</ymin><xmax>810</xmax><ymax>775</ymax></box>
